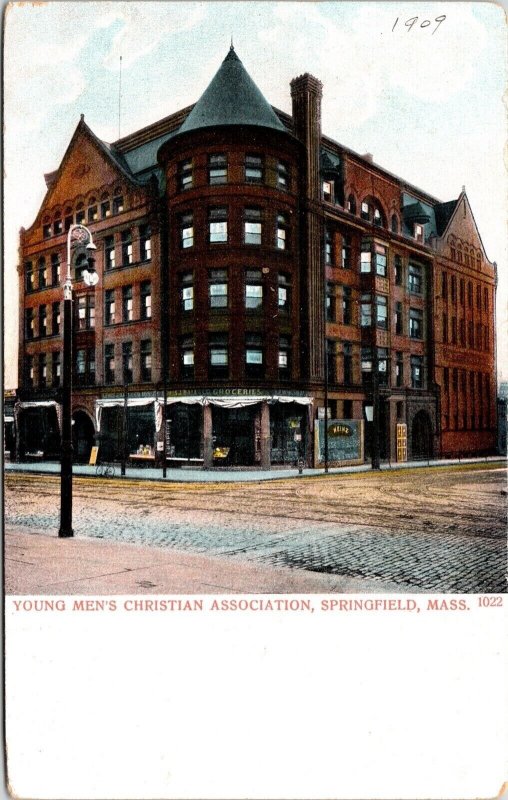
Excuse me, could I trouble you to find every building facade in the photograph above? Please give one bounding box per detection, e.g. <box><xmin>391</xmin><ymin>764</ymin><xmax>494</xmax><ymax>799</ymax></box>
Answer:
<box><xmin>15</xmin><ymin>46</ymin><xmax>497</xmax><ymax>468</ymax></box>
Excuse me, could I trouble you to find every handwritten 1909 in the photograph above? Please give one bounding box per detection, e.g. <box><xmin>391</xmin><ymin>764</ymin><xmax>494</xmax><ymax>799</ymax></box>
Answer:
<box><xmin>392</xmin><ymin>14</ymin><xmax>446</xmax><ymax>34</ymax></box>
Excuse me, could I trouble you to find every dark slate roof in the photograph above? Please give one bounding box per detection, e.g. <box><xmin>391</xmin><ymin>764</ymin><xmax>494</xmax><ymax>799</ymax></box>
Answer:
<box><xmin>320</xmin><ymin>149</ymin><xmax>341</xmax><ymax>175</ymax></box>
<box><xmin>434</xmin><ymin>199</ymin><xmax>459</xmax><ymax>236</ymax></box>
<box><xmin>178</xmin><ymin>45</ymin><xmax>286</xmax><ymax>135</ymax></box>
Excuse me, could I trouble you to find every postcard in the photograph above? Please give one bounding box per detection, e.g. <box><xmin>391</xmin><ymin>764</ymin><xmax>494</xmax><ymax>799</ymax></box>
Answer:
<box><xmin>3</xmin><ymin>2</ymin><xmax>507</xmax><ymax>798</ymax></box>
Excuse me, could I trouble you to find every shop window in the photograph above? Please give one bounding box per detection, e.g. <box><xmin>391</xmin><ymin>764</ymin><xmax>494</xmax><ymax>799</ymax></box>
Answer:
<box><xmin>140</xmin><ymin>225</ymin><xmax>151</xmax><ymax>261</ymax></box>
<box><xmin>140</xmin><ymin>281</ymin><xmax>152</xmax><ymax>320</ymax></box>
<box><xmin>360</xmin><ymin>293</ymin><xmax>372</xmax><ymax>327</ymax></box>
<box><xmin>395</xmin><ymin>302</ymin><xmax>403</xmax><ymax>335</ymax></box>
<box><xmin>277</xmin><ymin>161</ymin><xmax>289</xmax><ymax>191</ymax></box>
<box><xmin>52</xmin><ymin>301</ymin><xmax>60</xmax><ymax>335</ymax></box>
<box><xmin>180</xmin><ymin>336</ymin><xmax>194</xmax><ymax>380</ymax></box>
<box><xmin>180</xmin><ymin>213</ymin><xmax>194</xmax><ymax>248</ymax></box>
<box><xmin>38</xmin><ymin>305</ymin><xmax>47</xmax><ymax>337</ymax></box>
<box><xmin>122</xmin><ymin>341</ymin><xmax>133</xmax><ymax>383</ymax></box>
<box><xmin>140</xmin><ymin>340</ymin><xmax>152</xmax><ymax>382</ymax></box>
<box><xmin>105</xmin><ymin>290</ymin><xmax>116</xmax><ymax>325</ymax></box>
<box><xmin>25</xmin><ymin>308</ymin><xmax>34</xmax><ymax>339</ymax></box>
<box><xmin>276</xmin><ymin>213</ymin><xmax>288</xmax><ymax>250</ymax></box>
<box><xmin>121</xmin><ymin>230</ymin><xmax>133</xmax><ymax>266</ymax></box>
<box><xmin>245</xmin><ymin>153</ymin><xmax>263</xmax><ymax>183</ymax></box>
<box><xmin>245</xmin><ymin>270</ymin><xmax>263</xmax><ymax>310</ymax></box>
<box><xmin>347</xmin><ymin>195</ymin><xmax>356</xmax><ymax>214</ymax></box>
<box><xmin>64</xmin><ymin>208</ymin><xmax>73</xmax><ymax>231</ymax></box>
<box><xmin>208</xmin><ymin>153</ymin><xmax>227</xmax><ymax>185</ymax></box>
<box><xmin>209</xmin><ymin>207</ymin><xmax>228</xmax><ymax>243</ymax></box>
<box><xmin>76</xmin><ymin>203</ymin><xmax>85</xmax><ymax>225</ymax></box>
<box><xmin>178</xmin><ymin>159</ymin><xmax>193</xmax><ymax>191</ymax></box>
<box><xmin>378</xmin><ymin>348</ymin><xmax>388</xmax><ymax>385</ymax></box>
<box><xmin>101</xmin><ymin>194</ymin><xmax>111</xmax><ymax>219</ymax></box>
<box><xmin>376</xmin><ymin>295</ymin><xmax>388</xmax><ymax>329</ymax></box>
<box><xmin>181</xmin><ymin>273</ymin><xmax>194</xmax><ymax>312</ymax></box>
<box><xmin>105</xmin><ymin>344</ymin><xmax>115</xmax><ymax>384</ymax></box>
<box><xmin>326</xmin><ymin>283</ymin><xmax>336</xmax><ymax>322</ymax></box>
<box><xmin>51</xmin><ymin>254</ymin><xmax>60</xmax><ymax>286</ymax></box>
<box><xmin>52</xmin><ymin>351</ymin><xmax>61</xmax><ymax>387</ymax></box>
<box><xmin>245</xmin><ymin>333</ymin><xmax>264</xmax><ymax>378</ymax></box>
<box><xmin>411</xmin><ymin>356</ymin><xmax>424</xmax><ymax>389</ymax></box>
<box><xmin>343</xmin><ymin>342</ymin><xmax>353</xmax><ymax>385</ymax></box>
<box><xmin>87</xmin><ymin>199</ymin><xmax>98</xmax><ymax>223</ymax></box>
<box><xmin>54</xmin><ymin>214</ymin><xmax>63</xmax><ymax>235</ymax></box>
<box><xmin>278</xmin><ymin>336</ymin><xmax>291</xmax><ymax>379</ymax></box>
<box><xmin>38</xmin><ymin>257</ymin><xmax>47</xmax><ymax>289</ymax></box>
<box><xmin>326</xmin><ymin>340</ymin><xmax>337</xmax><ymax>382</ymax></box>
<box><xmin>342</xmin><ymin>286</ymin><xmax>352</xmax><ymax>325</ymax></box>
<box><xmin>342</xmin><ymin>234</ymin><xmax>352</xmax><ymax>269</ymax></box>
<box><xmin>25</xmin><ymin>261</ymin><xmax>34</xmax><ymax>292</ymax></box>
<box><xmin>278</xmin><ymin>273</ymin><xmax>290</xmax><ymax>313</ymax></box>
<box><xmin>39</xmin><ymin>354</ymin><xmax>47</xmax><ymax>388</ymax></box>
<box><xmin>105</xmin><ymin>236</ymin><xmax>115</xmax><ymax>270</ymax></box>
<box><xmin>395</xmin><ymin>352</ymin><xmax>403</xmax><ymax>387</ymax></box>
<box><xmin>25</xmin><ymin>355</ymin><xmax>34</xmax><ymax>387</ymax></box>
<box><xmin>408</xmin><ymin>263</ymin><xmax>423</xmax><ymax>294</ymax></box>
<box><xmin>209</xmin><ymin>333</ymin><xmax>228</xmax><ymax>379</ymax></box>
<box><xmin>209</xmin><ymin>270</ymin><xmax>228</xmax><ymax>309</ymax></box>
<box><xmin>122</xmin><ymin>285</ymin><xmax>133</xmax><ymax>322</ymax></box>
<box><xmin>244</xmin><ymin>207</ymin><xmax>262</xmax><ymax>245</ymax></box>
<box><xmin>409</xmin><ymin>308</ymin><xmax>423</xmax><ymax>339</ymax></box>
<box><xmin>113</xmin><ymin>192</ymin><xmax>124</xmax><ymax>214</ymax></box>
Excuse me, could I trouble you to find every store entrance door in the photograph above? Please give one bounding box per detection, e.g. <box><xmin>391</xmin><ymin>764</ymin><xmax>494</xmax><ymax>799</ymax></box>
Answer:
<box><xmin>212</xmin><ymin>406</ymin><xmax>258</xmax><ymax>466</ymax></box>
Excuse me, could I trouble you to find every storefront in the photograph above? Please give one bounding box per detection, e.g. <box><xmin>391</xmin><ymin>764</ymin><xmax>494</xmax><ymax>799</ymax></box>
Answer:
<box><xmin>15</xmin><ymin>400</ymin><xmax>61</xmax><ymax>460</ymax></box>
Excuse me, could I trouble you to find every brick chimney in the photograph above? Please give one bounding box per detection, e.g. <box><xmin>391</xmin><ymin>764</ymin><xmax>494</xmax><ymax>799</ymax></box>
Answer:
<box><xmin>290</xmin><ymin>73</ymin><xmax>323</xmax><ymax>201</ymax></box>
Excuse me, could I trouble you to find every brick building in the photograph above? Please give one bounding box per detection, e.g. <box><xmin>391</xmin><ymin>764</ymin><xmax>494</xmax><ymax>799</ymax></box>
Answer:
<box><xmin>15</xmin><ymin>46</ymin><xmax>497</xmax><ymax>468</ymax></box>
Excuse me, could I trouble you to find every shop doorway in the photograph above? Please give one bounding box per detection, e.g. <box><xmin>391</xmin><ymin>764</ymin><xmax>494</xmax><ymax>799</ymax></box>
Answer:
<box><xmin>72</xmin><ymin>411</ymin><xmax>95</xmax><ymax>463</ymax></box>
<box><xmin>167</xmin><ymin>404</ymin><xmax>202</xmax><ymax>459</ymax></box>
<box><xmin>270</xmin><ymin>403</ymin><xmax>307</xmax><ymax>464</ymax></box>
<box><xmin>212</xmin><ymin>405</ymin><xmax>258</xmax><ymax>466</ymax></box>
<box><xmin>411</xmin><ymin>410</ymin><xmax>433</xmax><ymax>459</ymax></box>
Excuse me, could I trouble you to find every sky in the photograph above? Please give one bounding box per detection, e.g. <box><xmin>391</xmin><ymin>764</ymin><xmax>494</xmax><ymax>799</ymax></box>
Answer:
<box><xmin>3</xmin><ymin>1</ymin><xmax>507</xmax><ymax>389</ymax></box>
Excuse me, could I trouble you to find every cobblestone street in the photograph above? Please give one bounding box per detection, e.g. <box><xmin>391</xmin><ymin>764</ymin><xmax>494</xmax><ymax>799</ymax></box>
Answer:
<box><xmin>5</xmin><ymin>464</ymin><xmax>506</xmax><ymax>593</ymax></box>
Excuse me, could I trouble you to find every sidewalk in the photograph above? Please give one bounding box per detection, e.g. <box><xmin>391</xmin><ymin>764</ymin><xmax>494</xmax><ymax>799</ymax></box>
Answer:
<box><xmin>5</xmin><ymin>527</ymin><xmax>420</xmax><ymax>594</ymax></box>
<box><xmin>4</xmin><ymin>455</ymin><xmax>504</xmax><ymax>483</ymax></box>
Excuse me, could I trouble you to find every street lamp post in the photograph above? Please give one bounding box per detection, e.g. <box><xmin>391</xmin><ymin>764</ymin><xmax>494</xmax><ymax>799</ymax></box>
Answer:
<box><xmin>58</xmin><ymin>224</ymin><xmax>97</xmax><ymax>538</ymax></box>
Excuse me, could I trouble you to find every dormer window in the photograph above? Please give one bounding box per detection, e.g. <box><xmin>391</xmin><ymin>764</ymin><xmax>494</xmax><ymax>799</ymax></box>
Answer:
<box><xmin>322</xmin><ymin>180</ymin><xmax>333</xmax><ymax>203</ymax></box>
<box><xmin>414</xmin><ymin>223</ymin><xmax>424</xmax><ymax>242</ymax></box>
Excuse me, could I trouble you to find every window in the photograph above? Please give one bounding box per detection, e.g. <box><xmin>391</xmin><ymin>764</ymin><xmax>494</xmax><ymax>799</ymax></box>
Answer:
<box><xmin>87</xmin><ymin>199</ymin><xmax>98</xmax><ymax>223</ymax></box>
<box><xmin>209</xmin><ymin>270</ymin><xmax>228</xmax><ymax>309</ymax></box>
<box><xmin>113</xmin><ymin>193</ymin><xmax>124</xmax><ymax>214</ymax></box>
<box><xmin>38</xmin><ymin>305</ymin><xmax>47</xmax><ymax>337</ymax></box>
<box><xmin>376</xmin><ymin>295</ymin><xmax>388</xmax><ymax>329</ymax></box>
<box><xmin>408</xmin><ymin>263</ymin><xmax>423</xmax><ymax>294</ymax></box>
<box><xmin>53</xmin><ymin>214</ymin><xmax>63</xmax><ymax>235</ymax></box>
<box><xmin>278</xmin><ymin>273</ymin><xmax>290</xmax><ymax>313</ymax></box>
<box><xmin>180</xmin><ymin>213</ymin><xmax>194</xmax><ymax>249</ymax></box>
<box><xmin>121</xmin><ymin>230</ymin><xmax>133</xmax><ymax>265</ymax></box>
<box><xmin>38</xmin><ymin>258</ymin><xmax>47</xmax><ymax>289</ymax></box>
<box><xmin>25</xmin><ymin>308</ymin><xmax>34</xmax><ymax>339</ymax></box>
<box><xmin>483</xmin><ymin>287</ymin><xmax>489</xmax><ymax>312</ymax></box>
<box><xmin>101</xmin><ymin>194</ymin><xmax>111</xmax><ymax>219</ymax></box>
<box><xmin>361</xmin><ymin>201</ymin><xmax>370</xmax><ymax>221</ymax></box>
<box><xmin>75</xmin><ymin>349</ymin><xmax>95</xmax><ymax>385</ymax></box>
<box><xmin>140</xmin><ymin>225</ymin><xmax>151</xmax><ymax>261</ymax></box>
<box><xmin>88</xmin><ymin>348</ymin><xmax>96</xmax><ymax>384</ymax></box>
<box><xmin>484</xmin><ymin>326</ymin><xmax>489</xmax><ymax>351</ymax></box>
<box><xmin>43</xmin><ymin>222</ymin><xmax>51</xmax><ymax>238</ymax></box>
<box><xmin>409</xmin><ymin>308</ymin><xmax>423</xmax><ymax>339</ymax></box>
<box><xmin>64</xmin><ymin>208</ymin><xmax>73</xmax><ymax>231</ymax></box>
<box><xmin>395</xmin><ymin>302</ymin><xmax>403</xmax><ymax>335</ymax></box>
<box><xmin>39</xmin><ymin>354</ymin><xmax>47</xmax><ymax>388</ymax></box>
<box><xmin>245</xmin><ymin>270</ymin><xmax>263</xmax><ymax>310</ymax></box>
<box><xmin>76</xmin><ymin>203</ymin><xmax>85</xmax><ymax>225</ymax></box>
<box><xmin>391</xmin><ymin>214</ymin><xmax>398</xmax><ymax>233</ymax></box>
<box><xmin>105</xmin><ymin>290</ymin><xmax>116</xmax><ymax>325</ymax></box>
<box><xmin>457</xmin><ymin>246</ymin><xmax>463</xmax><ymax>264</ymax></box>
<box><xmin>468</xmin><ymin>321</ymin><xmax>474</xmax><ymax>348</ymax></box>
<box><xmin>347</xmin><ymin>195</ymin><xmax>356</xmax><ymax>214</ymax></box>
<box><xmin>208</xmin><ymin>153</ymin><xmax>227</xmax><ymax>185</ymax></box>
<box><xmin>122</xmin><ymin>341</ymin><xmax>133</xmax><ymax>383</ymax></box>
<box><xmin>276</xmin><ymin>213</ymin><xmax>288</xmax><ymax>250</ymax></box>
<box><xmin>75</xmin><ymin>254</ymin><xmax>88</xmax><ymax>282</ymax></box>
<box><xmin>360</xmin><ymin>242</ymin><xmax>371</xmax><ymax>273</ymax></box>
<box><xmin>450</xmin><ymin>246</ymin><xmax>456</xmax><ymax>261</ymax></box>
<box><xmin>51</xmin><ymin>254</ymin><xmax>60</xmax><ymax>286</ymax></box>
<box><xmin>245</xmin><ymin>333</ymin><xmax>264</xmax><ymax>378</ymax></box>
<box><xmin>105</xmin><ymin>344</ymin><xmax>115</xmax><ymax>384</ymax></box>
<box><xmin>326</xmin><ymin>283</ymin><xmax>336</xmax><ymax>322</ymax></box>
<box><xmin>52</xmin><ymin>301</ymin><xmax>60</xmax><ymax>335</ymax></box>
<box><xmin>180</xmin><ymin>336</ymin><xmax>194</xmax><ymax>379</ymax></box>
<box><xmin>460</xmin><ymin>279</ymin><xmax>465</xmax><ymax>305</ymax></box>
<box><xmin>245</xmin><ymin>153</ymin><xmax>263</xmax><ymax>183</ymax></box>
<box><xmin>25</xmin><ymin>355</ymin><xmax>34</xmax><ymax>387</ymax></box>
<box><xmin>444</xmin><ymin>368</ymin><xmax>449</xmax><ymax>392</ymax></box>
<box><xmin>342</xmin><ymin>286</ymin><xmax>352</xmax><ymax>325</ymax></box>
<box><xmin>77</xmin><ymin>294</ymin><xmax>95</xmax><ymax>330</ymax></box>
<box><xmin>414</xmin><ymin>223</ymin><xmax>424</xmax><ymax>242</ymax></box>
<box><xmin>451</xmin><ymin>275</ymin><xmax>457</xmax><ymax>301</ymax></box>
<box><xmin>140</xmin><ymin>281</ymin><xmax>152</xmax><ymax>320</ymax></box>
<box><xmin>373</xmin><ymin>244</ymin><xmax>387</xmax><ymax>277</ymax></box>
<box><xmin>378</xmin><ymin>348</ymin><xmax>388</xmax><ymax>385</ymax></box>
<box><xmin>209</xmin><ymin>333</ymin><xmax>228</xmax><ymax>378</ymax></box>
<box><xmin>411</xmin><ymin>355</ymin><xmax>424</xmax><ymax>389</ymax></box>
<box><xmin>140</xmin><ymin>340</ymin><xmax>152</xmax><ymax>382</ymax></box>
<box><xmin>278</xmin><ymin>336</ymin><xmax>291</xmax><ymax>379</ymax></box>
<box><xmin>342</xmin><ymin>234</ymin><xmax>352</xmax><ymax>269</ymax></box>
<box><xmin>442</xmin><ymin>313</ymin><xmax>448</xmax><ymax>343</ymax></box>
<box><xmin>322</xmin><ymin>180</ymin><xmax>333</xmax><ymax>202</ymax></box>
<box><xmin>181</xmin><ymin>273</ymin><xmax>194</xmax><ymax>312</ymax></box>
<box><xmin>451</xmin><ymin>316</ymin><xmax>457</xmax><ymax>344</ymax></box>
<box><xmin>105</xmin><ymin>236</ymin><xmax>115</xmax><ymax>270</ymax></box>
<box><xmin>476</xmin><ymin>323</ymin><xmax>482</xmax><ymax>350</ymax></box>
<box><xmin>395</xmin><ymin>255</ymin><xmax>403</xmax><ymax>285</ymax></box>
<box><xmin>277</xmin><ymin>161</ymin><xmax>289</xmax><ymax>191</ymax></box>
<box><xmin>464</xmin><ymin>251</ymin><xmax>470</xmax><ymax>267</ymax></box>
<box><xmin>373</xmin><ymin>208</ymin><xmax>382</xmax><ymax>227</ymax></box>
<box><xmin>25</xmin><ymin>261</ymin><xmax>34</xmax><ymax>292</ymax></box>
<box><xmin>396</xmin><ymin>352</ymin><xmax>403</xmax><ymax>387</ymax></box>
<box><xmin>52</xmin><ymin>351</ymin><xmax>61</xmax><ymax>387</ymax></box>
<box><xmin>442</xmin><ymin>272</ymin><xmax>448</xmax><ymax>299</ymax></box>
<box><xmin>209</xmin><ymin>208</ymin><xmax>228</xmax><ymax>243</ymax></box>
<box><xmin>476</xmin><ymin>285</ymin><xmax>481</xmax><ymax>310</ymax></box>
<box><xmin>122</xmin><ymin>285</ymin><xmax>133</xmax><ymax>322</ymax></box>
<box><xmin>343</xmin><ymin>342</ymin><xmax>353</xmax><ymax>385</ymax></box>
<box><xmin>244</xmin><ymin>207</ymin><xmax>262</xmax><ymax>245</ymax></box>
<box><xmin>75</xmin><ymin>349</ymin><xmax>86</xmax><ymax>384</ymax></box>
<box><xmin>361</xmin><ymin>294</ymin><xmax>372</xmax><ymax>327</ymax></box>
<box><xmin>178</xmin><ymin>159</ymin><xmax>193</xmax><ymax>191</ymax></box>
<box><xmin>325</xmin><ymin>230</ymin><xmax>333</xmax><ymax>265</ymax></box>
<box><xmin>459</xmin><ymin>318</ymin><xmax>466</xmax><ymax>346</ymax></box>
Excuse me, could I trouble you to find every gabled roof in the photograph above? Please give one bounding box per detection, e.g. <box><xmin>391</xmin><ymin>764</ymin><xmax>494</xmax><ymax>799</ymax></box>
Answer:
<box><xmin>434</xmin><ymin>200</ymin><xmax>459</xmax><ymax>237</ymax></box>
<box><xmin>177</xmin><ymin>45</ymin><xmax>286</xmax><ymax>135</ymax></box>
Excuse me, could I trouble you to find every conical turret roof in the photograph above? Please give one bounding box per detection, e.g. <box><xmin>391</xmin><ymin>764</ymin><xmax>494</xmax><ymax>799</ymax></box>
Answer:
<box><xmin>178</xmin><ymin>45</ymin><xmax>285</xmax><ymax>135</ymax></box>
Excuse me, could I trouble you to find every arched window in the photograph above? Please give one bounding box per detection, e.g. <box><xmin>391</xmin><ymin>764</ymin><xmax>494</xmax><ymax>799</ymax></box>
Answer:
<box><xmin>391</xmin><ymin>214</ymin><xmax>398</xmax><ymax>233</ymax></box>
<box><xmin>64</xmin><ymin>206</ymin><xmax>73</xmax><ymax>231</ymax></box>
<box><xmin>76</xmin><ymin>202</ymin><xmax>85</xmax><ymax>225</ymax></box>
<box><xmin>87</xmin><ymin>196</ymin><xmax>98</xmax><ymax>223</ymax></box>
<box><xmin>101</xmin><ymin>193</ymin><xmax>111</xmax><ymax>219</ymax></box>
<box><xmin>456</xmin><ymin>245</ymin><xmax>462</xmax><ymax>264</ymax></box>
<box><xmin>360</xmin><ymin>196</ymin><xmax>385</xmax><ymax>227</ymax></box>
<box><xmin>347</xmin><ymin>194</ymin><xmax>356</xmax><ymax>214</ymax></box>
<box><xmin>53</xmin><ymin>210</ymin><xmax>62</xmax><ymax>235</ymax></box>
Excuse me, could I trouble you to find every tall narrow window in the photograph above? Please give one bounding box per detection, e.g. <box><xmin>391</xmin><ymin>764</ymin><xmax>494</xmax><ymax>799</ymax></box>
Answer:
<box><xmin>278</xmin><ymin>273</ymin><xmax>290</xmax><ymax>313</ymax></box>
<box><xmin>414</xmin><ymin>223</ymin><xmax>424</xmax><ymax>242</ymax></box>
<box><xmin>53</xmin><ymin>213</ymin><xmax>63</xmax><ymax>235</ymax></box>
<box><xmin>395</xmin><ymin>255</ymin><xmax>403</xmax><ymax>285</ymax></box>
<box><xmin>451</xmin><ymin>316</ymin><xmax>457</xmax><ymax>344</ymax></box>
<box><xmin>178</xmin><ymin>159</ymin><xmax>193</xmax><ymax>191</ymax></box>
<box><xmin>76</xmin><ymin>203</ymin><xmax>85</xmax><ymax>225</ymax></box>
<box><xmin>208</xmin><ymin>270</ymin><xmax>228</xmax><ymax>308</ymax></box>
<box><xmin>244</xmin><ymin>207</ymin><xmax>262</xmax><ymax>245</ymax></box>
<box><xmin>87</xmin><ymin>199</ymin><xmax>98</xmax><ymax>223</ymax></box>
<box><xmin>326</xmin><ymin>340</ymin><xmax>337</xmax><ymax>382</ymax></box>
<box><xmin>105</xmin><ymin>290</ymin><xmax>116</xmax><ymax>325</ymax></box>
<box><xmin>277</xmin><ymin>161</ymin><xmax>289</xmax><ymax>190</ymax></box>
<box><xmin>76</xmin><ymin>295</ymin><xmax>94</xmax><ymax>330</ymax></box>
<box><xmin>326</xmin><ymin>283</ymin><xmax>336</xmax><ymax>322</ymax></box>
<box><xmin>105</xmin><ymin>236</ymin><xmax>115</xmax><ymax>270</ymax></box>
<box><xmin>361</xmin><ymin>201</ymin><xmax>370</xmax><ymax>221</ymax></box>
<box><xmin>276</xmin><ymin>213</ymin><xmax>288</xmax><ymax>250</ymax></box>
<box><xmin>245</xmin><ymin>333</ymin><xmax>264</xmax><ymax>378</ymax></box>
<box><xmin>52</xmin><ymin>351</ymin><xmax>61</xmax><ymax>387</ymax></box>
<box><xmin>391</xmin><ymin>214</ymin><xmax>398</xmax><ymax>233</ymax></box>
<box><xmin>325</xmin><ymin>230</ymin><xmax>333</xmax><ymax>265</ymax></box>
<box><xmin>451</xmin><ymin>275</ymin><xmax>457</xmax><ymax>301</ymax></box>
<box><xmin>105</xmin><ymin>344</ymin><xmax>115</xmax><ymax>384</ymax></box>
<box><xmin>52</xmin><ymin>301</ymin><xmax>60</xmax><ymax>335</ymax></box>
<box><xmin>376</xmin><ymin>295</ymin><xmax>388</xmax><ymax>329</ymax></box>
<box><xmin>322</xmin><ymin>180</ymin><xmax>333</xmax><ymax>202</ymax></box>
<box><xmin>342</xmin><ymin>234</ymin><xmax>352</xmax><ymax>269</ymax></box>
<box><xmin>361</xmin><ymin>294</ymin><xmax>372</xmax><ymax>327</ymax></box>
<box><xmin>209</xmin><ymin>208</ymin><xmax>228</xmax><ymax>243</ymax></box>
<box><xmin>121</xmin><ymin>230</ymin><xmax>133</xmax><ymax>266</ymax></box>
<box><xmin>51</xmin><ymin>254</ymin><xmax>60</xmax><ymax>286</ymax></box>
<box><xmin>395</xmin><ymin>302</ymin><xmax>403</xmax><ymax>335</ymax></box>
<box><xmin>408</xmin><ymin>263</ymin><xmax>423</xmax><ymax>294</ymax></box>
<box><xmin>180</xmin><ymin>213</ymin><xmax>194</xmax><ymax>248</ymax></box>
<box><xmin>140</xmin><ymin>281</ymin><xmax>152</xmax><ymax>319</ymax></box>
<box><xmin>208</xmin><ymin>153</ymin><xmax>227</xmax><ymax>185</ymax></box>
<box><xmin>101</xmin><ymin>194</ymin><xmax>111</xmax><ymax>219</ymax></box>
<box><xmin>38</xmin><ymin>305</ymin><xmax>47</xmax><ymax>337</ymax></box>
<box><xmin>64</xmin><ymin>207</ymin><xmax>73</xmax><ymax>231</ymax></box>
<box><xmin>378</xmin><ymin>348</ymin><xmax>389</xmax><ymax>385</ymax></box>
<box><xmin>113</xmin><ymin>191</ymin><xmax>124</xmax><ymax>214</ymax></box>
<box><xmin>360</xmin><ymin>242</ymin><xmax>371</xmax><ymax>273</ymax></box>
<box><xmin>396</xmin><ymin>351</ymin><xmax>403</xmax><ymax>387</ymax></box>
<box><xmin>25</xmin><ymin>308</ymin><xmax>34</xmax><ymax>339</ymax></box>
<box><xmin>38</xmin><ymin>257</ymin><xmax>47</xmax><ymax>289</ymax></box>
<box><xmin>140</xmin><ymin>225</ymin><xmax>151</xmax><ymax>261</ymax></box>
<box><xmin>459</xmin><ymin>279</ymin><xmax>465</xmax><ymax>305</ymax></box>
<box><xmin>342</xmin><ymin>286</ymin><xmax>352</xmax><ymax>325</ymax></box>
<box><xmin>373</xmin><ymin>208</ymin><xmax>382</xmax><ymax>227</ymax></box>
<box><xmin>373</xmin><ymin>244</ymin><xmax>387</xmax><ymax>277</ymax></box>
<box><xmin>25</xmin><ymin>355</ymin><xmax>34</xmax><ymax>387</ymax></box>
<box><xmin>245</xmin><ymin>153</ymin><xmax>263</xmax><ymax>183</ymax></box>
<box><xmin>122</xmin><ymin>341</ymin><xmax>133</xmax><ymax>383</ymax></box>
<box><xmin>442</xmin><ymin>313</ymin><xmax>448</xmax><ymax>343</ymax></box>
<box><xmin>343</xmin><ymin>342</ymin><xmax>353</xmax><ymax>385</ymax></box>
<box><xmin>347</xmin><ymin>195</ymin><xmax>356</xmax><ymax>214</ymax></box>
<box><xmin>122</xmin><ymin>285</ymin><xmax>133</xmax><ymax>322</ymax></box>
<box><xmin>209</xmin><ymin>333</ymin><xmax>229</xmax><ymax>378</ymax></box>
<box><xmin>75</xmin><ymin>254</ymin><xmax>88</xmax><ymax>282</ymax></box>
<box><xmin>409</xmin><ymin>308</ymin><xmax>423</xmax><ymax>339</ymax></box>
<box><xmin>442</xmin><ymin>271</ymin><xmax>448</xmax><ymax>299</ymax></box>
<box><xmin>43</xmin><ymin>221</ymin><xmax>52</xmax><ymax>238</ymax></box>
<box><xmin>140</xmin><ymin>340</ymin><xmax>152</xmax><ymax>382</ymax></box>
<box><xmin>39</xmin><ymin>354</ymin><xmax>47</xmax><ymax>388</ymax></box>
<box><xmin>180</xmin><ymin>336</ymin><xmax>194</xmax><ymax>379</ymax></box>
<box><xmin>278</xmin><ymin>336</ymin><xmax>291</xmax><ymax>379</ymax></box>
<box><xmin>75</xmin><ymin>349</ymin><xmax>86</xmax><ymax>385</ymax></box>
<box><xmin>88</xmin><ymin>348</ymin><xmax>96</xmax><ymax>385</ymax></box>
<box><xmin>25</xmin><ymin>261</ymin><xmax>34</xmax><ymax>292</ymax></box>
<box><xmin>245</xmin><ymin>270</ymin><xmax>263</xmax><ymax>310</ymax></box>
<box><xmin>181</xmin><ymin>273</ymin><xmax>194</xmax><ymax>312</ymax></box>
<box><xmin>411</xmin><ymin>356</ymin><xmax>424</xmax><ymax>388</ymax></box>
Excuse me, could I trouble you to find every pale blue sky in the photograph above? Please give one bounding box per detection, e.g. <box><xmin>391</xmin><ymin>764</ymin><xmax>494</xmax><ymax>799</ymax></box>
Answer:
<box><xmin>4</xmin><ymin>1</ymin><xmax>507</xmax><ymax>387</ymax></box>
